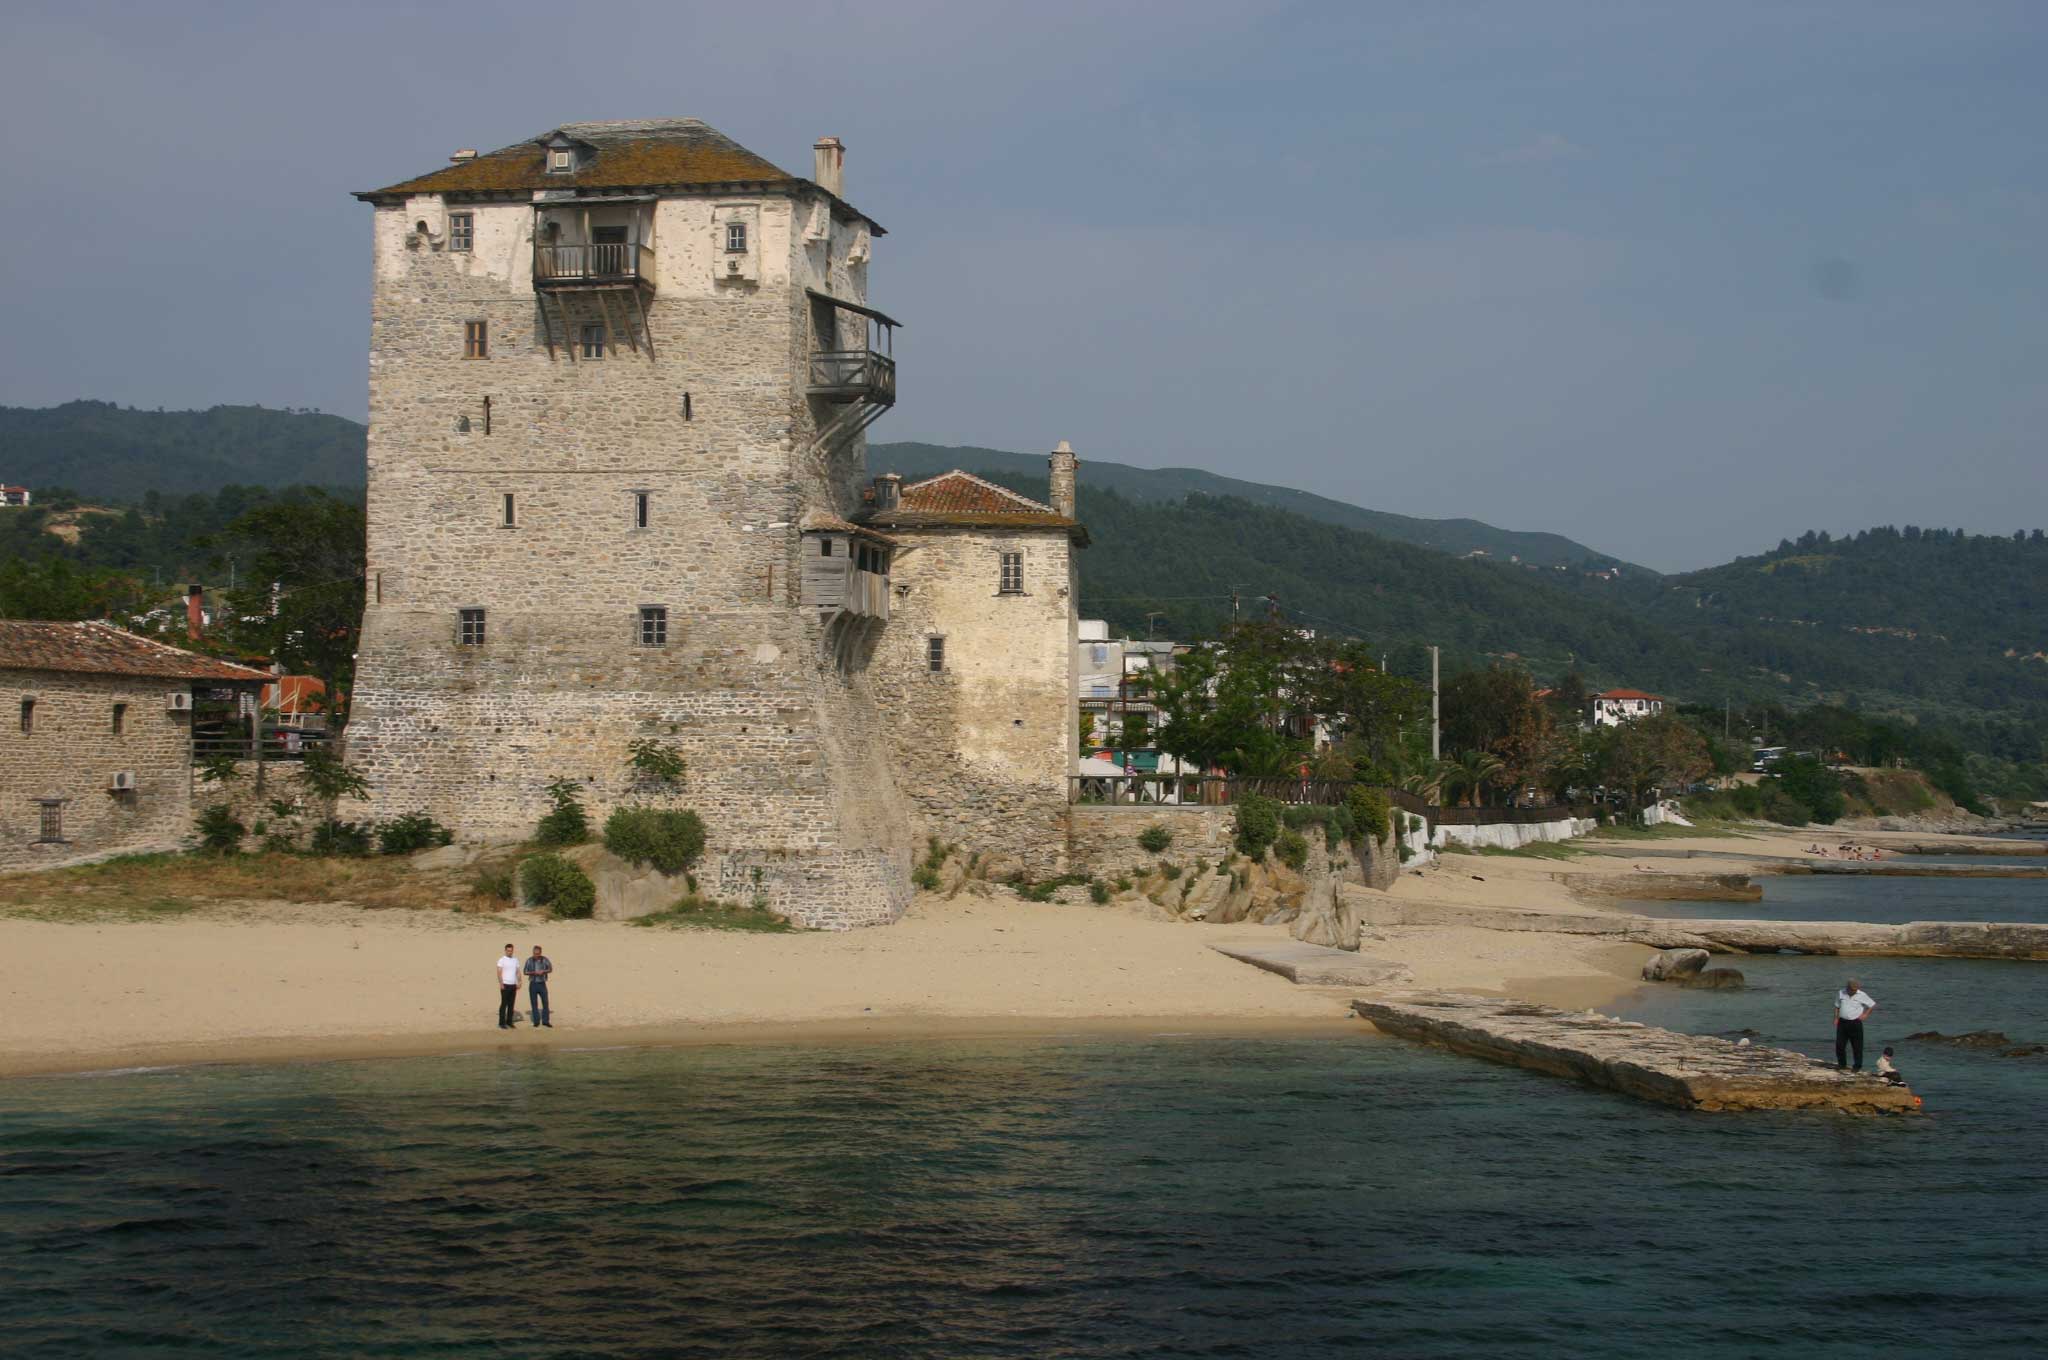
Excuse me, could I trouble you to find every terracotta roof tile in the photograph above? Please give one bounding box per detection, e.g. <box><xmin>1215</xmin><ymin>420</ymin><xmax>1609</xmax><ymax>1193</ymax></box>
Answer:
<box><xmin>0</xmin><ymin>622</ymin><xmax>271</xmax><ymax>682</ymax></box>
<box><xmin>1597</xmin><ymin>688</ymin><xmax>1663</xmax><ymax>701</ymax></box>
<box><xmin>859</xmin><ymin>470</ymin><xmax>1088</xmax><ymax>544</ymax></box>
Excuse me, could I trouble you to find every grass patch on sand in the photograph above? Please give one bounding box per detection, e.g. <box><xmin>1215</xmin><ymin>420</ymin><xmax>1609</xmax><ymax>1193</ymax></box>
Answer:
<box><xmin>1587</xmin><ymin>818</ymin><xmax>1758</xmax><ymax>843</ymax></box>
<box><xmin>1451</xmin><ymin>841</ymin><xmax>1586</xmax><ymax>860</ymax></box>
<box><xmin>630</xmin><ymin>896</ymin><xmax>801</xmax><ymax>933</ymax></box>
<box><xmin>0</xmin><ymin>849</ymin><xmax>514</xmax><ymax>919</ymax></box>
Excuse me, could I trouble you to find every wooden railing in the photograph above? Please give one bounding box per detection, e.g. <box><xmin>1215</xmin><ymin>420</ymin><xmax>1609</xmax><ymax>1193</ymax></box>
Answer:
<box><xmin>808</xmin><ymin>349</ymin><xmax>896</xmax><ymax>405</ymax></box>
<box><xmin>193</xmin><ymin>725</ymin><xmax>334</xmax><ymax>762</ymax></box>
<box><xmin>533</xmin><ymin>241</ymin><xmax>655</xmax><ymax>287</ymax></box>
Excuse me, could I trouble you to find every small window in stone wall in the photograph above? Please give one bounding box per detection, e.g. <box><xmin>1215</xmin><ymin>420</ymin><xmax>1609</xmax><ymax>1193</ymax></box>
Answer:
<box><xmin>639</xmin><ymin>606</ymin><xmax>668</xmax><ymax>646</ymax></box>
<box><xmin>19</xmin><ymin>697</ymin><xmax>32</xmax><ymax>733</ymax></box>
<box><xmin>726</xmin><ymin>222</ymin><xmax>748</xmax><ymax>254</ymax></box>
<box><xmin>458</xmin><ymin>608</ymin><xmax>486</xmax><ymax>646</ymax></box>
<box><xmin>580</xmin><ymin>324</ymin><xmax>605</xmax><ymax>359</ymax></box>
<box><xmin>502</xmin><ymin>493</ymin><xmax>517</xmax><ymax>527</ymax></box>
<box><xmin>112</xmin><ymin>703</ymin><xmax>127</xmax><ymax>735</ymax></box>
<box><xmin>927</xmin><ymin>636</ymin><xmax>946</xmax><ymax>673</ymax></box>
<box><xmin>464</xmin><ymin>320</ymin><xmax>488</xmax><ymax>359</ymax></box>
<box><xmin>36</xmin><ymin>800</ymin><xmax>65</xmax><ymax>844</ymax></box>
<box><xmin>449</xmin><ymin>213</ymin><xmax>474</xmax><ymax>252</ymax></box>
<box><xmin>999</xmin><ymin>552</ymin><xmax>1024</xmax><ymax>595</ymax></box>
<box><xmin>633</xmin><ymin>491</ymin><xmax>651</xmax><ymax>529</ymax></box>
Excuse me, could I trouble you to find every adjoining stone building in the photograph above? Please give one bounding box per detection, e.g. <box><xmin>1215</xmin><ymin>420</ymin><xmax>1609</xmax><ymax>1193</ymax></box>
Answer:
<box><xmin>0</xmin><ymin>622</ymin><xmax>270</xmax><ymax>872</ymax></box>
<box><xmin>348</xmin><ymin>118</ymin><xmax>1085</xmax><ymax>925</ymax></box>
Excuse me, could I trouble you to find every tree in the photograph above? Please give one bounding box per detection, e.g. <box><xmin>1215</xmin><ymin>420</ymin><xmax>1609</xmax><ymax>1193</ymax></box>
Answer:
<box><xmin>1597</xmin><ymin>714</ymin><xmax>1712</xmax><ymax>813</ymax></box>
<box><xmin>1151</xmin><ymin>622</ymin><xmax>1311</xmax><ymax>775</ymax></box>
<box><xmin>210</xmin><ymin>491</ymin><xmax>366</xmax><ymax>730</ymax></box>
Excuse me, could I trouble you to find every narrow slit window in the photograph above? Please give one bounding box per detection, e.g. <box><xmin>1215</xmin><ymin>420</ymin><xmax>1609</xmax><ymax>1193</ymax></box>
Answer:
<box><xmin>502</xmin><ymin>493</ymin><xmax>516</xmax><ymax>527</ymax></box>
<box><xmin>448</xmin><ymin>213</ymin><xmax>474</xmax><ymax>252</ymax></box>
<box><xmin>19</xmin><ymin>697</ymin><xmax>34</xmax><ymax>733</ymax></box>
<box><xmin>112</xmin><ymin>703</ymin><xmax>127</xmax><ymax>735</ymax></box>
<box><xmin>999</xmin><ymin>552</ymin><xmax>1024</xmax><ymax>595</ymax></box>
<box><xmin>633</xmin><ymin>491</ymin><xmax>650</xmax><ymax>529</ymax></box>
<box><xmin>638</xmin><ymin>606</ymin><xmax>668</xmax><ymax>647</ymax></box>
<box><xmin>927</xmin><ymin>636</ymin><xmax>946</xmax><ymax>673</ymax></box>
<box><xmin>580</xmin><ymin>323</ymin><xmax>605</xmax><ymax>359</ymax></box>
<box><xmin>458</xmin><ymin>608</ymin><xmax>486</xmax><ymax>646</ymax></box>
<box><xmin>464</xmin><ymin>320</ymin><xmax>488</xmax><ymax>359</ymax></box>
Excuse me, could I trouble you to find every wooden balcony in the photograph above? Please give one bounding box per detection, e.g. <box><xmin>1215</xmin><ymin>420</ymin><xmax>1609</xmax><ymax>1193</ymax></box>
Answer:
<box><xmin>533</xmin><ymin>241</ymin><xmax>655</xmax><ymax>291</ymax></box>
<box><xmin>808</xmin><ymin>349</ymin><xmax>897</xmax><ymax>406</ymax></box>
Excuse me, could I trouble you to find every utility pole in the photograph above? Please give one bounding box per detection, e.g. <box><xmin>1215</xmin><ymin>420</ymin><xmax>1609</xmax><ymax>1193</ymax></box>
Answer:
<box><xmin>1145</xmin><ymin>611</ymin><xmax>1165</xmax><ymax>642</ymax></box>
<box><xmin>1228</xmin><ymin>585</ymin><xmax>1247</xmax><ymax>622</ymax></box>
<box><xmin>1429</xmin><ymin>645</ymin><xmax>1441</xmax><ymax>761</ymax></box>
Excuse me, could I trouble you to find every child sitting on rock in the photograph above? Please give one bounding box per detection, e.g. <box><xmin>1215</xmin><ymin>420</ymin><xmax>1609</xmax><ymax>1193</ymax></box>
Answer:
<box><xmin>1875</xmin><ymin>1047</ymin><xmax>1905</xmax><ymax>1085</ymax></box>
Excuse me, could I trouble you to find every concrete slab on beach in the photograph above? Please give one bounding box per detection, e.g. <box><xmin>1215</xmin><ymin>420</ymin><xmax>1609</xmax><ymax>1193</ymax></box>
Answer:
<box><xmin>1352</xmin><ymin>991</ymin><xmax>1920</xmax><ymax>1114</ymax></box>
<box><xmin>1209</xmin><ymin>942</ymin><xmax>1412</xmax><ymax>988</ymax></box>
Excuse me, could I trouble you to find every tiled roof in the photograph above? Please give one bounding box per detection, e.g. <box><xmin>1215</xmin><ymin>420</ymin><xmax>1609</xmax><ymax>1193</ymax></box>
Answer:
<box><xmin>1597</xmin><ymin>688</ymin><xmax>1662</xmax><ymax>701</ymax></box>
<box><xmin>798</xmin><ymin>509</ymin><xmax>898</xmax><ymax>546</ymax></box>
<box><xmin>899</xmin><ymin>470</ymin><xmax>1057</xmax><ymax>515</ymax></box>
<box><xmin>356</xmin><ymin>119</ymin><xmax>880</xmax><ymax>230</ymax></box>
<box><xmin>0</xmin><ymin>621</ymin><xmax>271</xmax><ymax>682</ymax></box>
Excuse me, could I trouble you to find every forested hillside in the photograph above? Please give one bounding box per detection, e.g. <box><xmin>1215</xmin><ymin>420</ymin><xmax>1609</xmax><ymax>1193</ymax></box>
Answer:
<box><xmin>872</xmin><ymin>441</ymin><xmax>1643</xmax><ymax>573</ymax></box>
<box><xmin>0</xmin><ymin>401</ymin><xmax>366</xmax><ymax>499</ymax></box>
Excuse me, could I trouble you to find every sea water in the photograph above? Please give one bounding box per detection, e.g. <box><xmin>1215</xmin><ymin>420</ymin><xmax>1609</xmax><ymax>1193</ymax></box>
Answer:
<box><xmin>3</xmin><ymin>898</ymin><xmax>2046</xmax><ymax>1357</ymax></box>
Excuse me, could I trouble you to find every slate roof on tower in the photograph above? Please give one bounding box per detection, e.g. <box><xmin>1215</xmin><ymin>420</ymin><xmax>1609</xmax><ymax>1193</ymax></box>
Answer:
<box><xmin>858</xmin><ymin>471</ymin><xmax>1089</xmax><ymax>544</ymax></box>
<box><xmin>355</xmin><ymin>119</ymin><xmax>883</xmax><ymax>228</ymax></box>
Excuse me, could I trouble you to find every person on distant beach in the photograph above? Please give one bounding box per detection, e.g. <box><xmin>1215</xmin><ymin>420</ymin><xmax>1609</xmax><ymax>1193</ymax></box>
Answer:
<box><xmin>1834</xmin><ymin>978</ymin><xmax>1877</xmax><ymax>1071</ymax></box>
<box><xmin>1875</xmin><ymin>1047</ymin><xmax>1904</xmax><ymax>1085</ymax></box>
<box><xmin>524</xmin><ymin>945</ymin><xmax>553</xmax><ymax>1029</ymax></box>
<box><xmin>496</xmin><ymin>944</ymin><xmax>521</xmax><ymax>1030</ymax></box>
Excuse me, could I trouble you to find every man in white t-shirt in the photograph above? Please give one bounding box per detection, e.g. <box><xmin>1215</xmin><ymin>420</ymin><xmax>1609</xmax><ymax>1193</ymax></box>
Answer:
<box><xmin>495</xmin><ymin>944</ymin><xmax>522</xmax><ymax>1030</ymax></box>
<box><xmin>1833</xmin><ymin>978</ymin><xmax>1877</xmax><ymax>1071</ymax></box>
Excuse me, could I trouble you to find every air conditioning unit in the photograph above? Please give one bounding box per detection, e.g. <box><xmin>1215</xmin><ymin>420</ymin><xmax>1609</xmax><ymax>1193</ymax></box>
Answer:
<box><xmin>166</xmin><ymin>691</ymin><xmax>194</xmax><ymax>712</ymax></box>
<box><xmin>110</xmin><ymin>771</ymin><xmax>137</xmax><ymax>792</ymax></box>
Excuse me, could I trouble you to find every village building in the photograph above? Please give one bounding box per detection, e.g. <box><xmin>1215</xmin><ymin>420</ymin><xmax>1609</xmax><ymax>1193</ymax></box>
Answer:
<box><xmin>1592</xmin><ymin>688</ymin><xmax>1665</xmax><ymax>727</ymax></box>
<box><xmin>347</xmin><ymin>118</ymin><xmax>1084</xmax><ymax>925</ymax></box>
<box><xmin>1</xmin><ymin>485</ymin><xmax>31</xmax><ymax>507</ymax></box>
<box><xmin>0</xmin><ymin>622</ymin><xmax>270</xmax><ymax>872</ymax></box>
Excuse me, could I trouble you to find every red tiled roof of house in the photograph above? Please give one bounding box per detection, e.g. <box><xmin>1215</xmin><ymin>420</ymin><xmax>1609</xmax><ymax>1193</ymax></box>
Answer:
<box><xmin>861</xmin><ymin>470</ymin><xmax>1088</xmax><ymax>543</ymax></box>
<box><xmin>0</xmin><ymin>621</ymin><xmax>271</xmax><ymax>682</ymax></box>
<box><xmin>1597</xmin><ymin>688</ymin><xmax>1663</xmax><ymax>701</ymax></box>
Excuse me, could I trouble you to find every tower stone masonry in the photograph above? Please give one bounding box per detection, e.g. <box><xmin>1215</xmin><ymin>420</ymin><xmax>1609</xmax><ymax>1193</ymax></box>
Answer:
<box><xmin>349</xmin><ymin>119</ymin><xmax>1084</xmax><ymax>926</ymax></box>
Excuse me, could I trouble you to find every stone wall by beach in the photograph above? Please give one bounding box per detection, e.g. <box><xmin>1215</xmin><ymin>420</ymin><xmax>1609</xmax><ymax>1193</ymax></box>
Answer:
<box><xmin>0</xmin><ymin>670</ymin><xmax>195</xmax><ymax>872</ymax></box>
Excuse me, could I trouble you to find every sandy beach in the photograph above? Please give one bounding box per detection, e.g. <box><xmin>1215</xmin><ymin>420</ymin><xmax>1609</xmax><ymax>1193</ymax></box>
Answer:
<box><xmin>0</xmin><ymin>822</ymin><xmax>1969</xmax><ymax>1078</ymax></box>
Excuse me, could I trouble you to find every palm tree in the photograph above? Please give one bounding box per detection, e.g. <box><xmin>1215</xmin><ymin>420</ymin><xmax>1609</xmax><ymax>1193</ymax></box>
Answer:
<box><xmin>1441</xmin><ymin>751</ymin><xmax>1505</xmax><ymax>808</ymax></box>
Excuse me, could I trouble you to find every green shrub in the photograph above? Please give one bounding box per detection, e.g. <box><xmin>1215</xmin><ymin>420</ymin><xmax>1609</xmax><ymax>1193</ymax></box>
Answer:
<box><xmin>626</xmin><ymin>738</ymin><xmax>688</xmax><ymax>787</ymax></box>
<box><xmin>1015</xmin><ymin>873</ymin><xmax>1090</xmax><ymax>902</ymax></box>
<box><xmin>520</xmin><ymin>852</ymin><xmax>596</xmax><ymax>919</ymax></box>
<box><xmin>299</xmin><ymin>747</ymin><xmax>370</xmax><ymax>804</ymax></box>
<box><xmin>535</xmin><ymin>779</ymin><xmax>591</xmax><ymax>847</ymax></box>
<box><xmin>1088</xmin><ymin>879</ymin><xmax>1111</xmax><ymax>904</ymax></box>
<box><xmin>310</xmin><ymin>819</ymin><xmax>373</xmax><ymax>857</ymax></box>
<box><xmin>197</xmin><ymin>752</ymin><xmax>242</xmax><ymax>785</ymax></box>
<box><xmin>1345</xmin><ymin>786</ymin><xmax>1393</xmax><ymax>845</ymax></box>
<box><xmin>377</xmin><ymin>812</ymin><xmax>454</xmax><ymax>855</ymax></box>
<box><xmin>1159</xmin><ymin>861</ymin><xmax>1182</xmax><ymax>881</ymax></box>
<box><xmin>1137</xmin><ymin>824</ymin><xmax>1174</xmax><ymax>854</ymax></box>
<box><xmin>603</xmin><ymin>806</ymin><xmax>707</xmax><ymax>875</ymax></box>
<box><xmin>472</xmin><ymin>866</ymin><xmax>515</xmax><ymax>902</ymax></box>
<box><xmin>911</xmin><ymin>863</ymin><xmax>941</xmax><ymax>891</ymax></box>
<box><xmin>1234</xmin><ymin>793</ymin><xmax>1280</xmax><ymax>859</ymax></box>
<box><xmin>1397</xmin><ymin>841</ymin><xmax>1414</xmax><ymax>863</ymax></box>
<box><xmin>261</xmin><ymin>831</ymin><xmax>297</xmax><ymax>854</ymax></box>
<box><xmin>1274</xmin><ymin>829</ymin><xmax>1309</xmax><ymax>872</ymax></box>
<box><xmin>1771</xmin><ymin>756</ymin><xmax>1845</xmax><ymax>825</ymax></box>
<box><xmin>1114</xmin><ymin>876</ymin><xmax>1133</xmax><ymax>893</ymax></box>
<box><xmin>196</xmin><ymin>803</ymin><xmax>245</xmax><ymax>855</ymax></box>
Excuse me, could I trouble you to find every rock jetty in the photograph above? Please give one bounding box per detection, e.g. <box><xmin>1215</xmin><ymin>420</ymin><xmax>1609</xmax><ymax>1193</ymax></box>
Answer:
<box><xmin>1351</xmin><ymin>992</ymin><xmax>1919</xmax><ymax>1113</ymax></box>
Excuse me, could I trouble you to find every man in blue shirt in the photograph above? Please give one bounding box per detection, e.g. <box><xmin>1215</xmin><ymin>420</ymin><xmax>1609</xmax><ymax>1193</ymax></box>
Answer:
<box><xmin>524</xmin><ymin>945</ymin><xmax>554</xmax><ymax>1029</ymax></box>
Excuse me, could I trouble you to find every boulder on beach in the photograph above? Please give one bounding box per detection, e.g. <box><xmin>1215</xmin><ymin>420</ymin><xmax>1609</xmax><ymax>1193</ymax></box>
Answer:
<box><xmin>1641</xmin><ymin>947</ymin><xmax>1711</xmax><ymax>982</ymax></box>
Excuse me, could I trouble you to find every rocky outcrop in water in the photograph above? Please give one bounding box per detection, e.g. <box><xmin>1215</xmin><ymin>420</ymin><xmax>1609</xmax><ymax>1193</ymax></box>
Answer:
<box><xmin>1903</xmin><ymin>1031</ymin><xmax>2048</xmax><ymax>1058</ymax></box>
<box><xmin>1641</xmin><ymin>948</ymin><xmax>1710</xmax><ymax>981</ymax></box>
<box><xmin>1682</xmin><ymin>967</ymin><xmax>1746</xmax><ymax>989</ymax></box>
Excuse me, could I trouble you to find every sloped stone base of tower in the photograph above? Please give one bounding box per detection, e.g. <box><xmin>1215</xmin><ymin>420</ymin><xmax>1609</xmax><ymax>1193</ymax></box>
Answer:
<box><xmin>346</xmin><ymin>607</ymin><xmax>916</xmax><ymax>929</ymax></box>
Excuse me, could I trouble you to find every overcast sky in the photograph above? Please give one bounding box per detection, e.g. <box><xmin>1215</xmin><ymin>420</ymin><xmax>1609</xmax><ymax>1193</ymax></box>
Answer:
<box><xmin>3</xmin><ymin>1</ymin><xmax>2042</xmax><ymax>570</ymax></box>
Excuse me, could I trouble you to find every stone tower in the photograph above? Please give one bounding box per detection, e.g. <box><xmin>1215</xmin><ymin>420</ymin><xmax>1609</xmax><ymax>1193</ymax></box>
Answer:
<box><xmin>348</xmin><ymin>120</ymin><xmax>914</xmax><ymax>927</ymax></box>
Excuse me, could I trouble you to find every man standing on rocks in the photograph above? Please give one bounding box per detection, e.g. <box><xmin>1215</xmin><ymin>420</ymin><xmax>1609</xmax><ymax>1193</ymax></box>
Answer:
<box><xmin>496</xmin><ymin>944</ymin><xmax>522</xmax><ymax>1030</ymax></box>
<box><xmin>1834</xmin><ymin>978</ymin><xmax>1877</xmax><ymax>1071</ymax></box>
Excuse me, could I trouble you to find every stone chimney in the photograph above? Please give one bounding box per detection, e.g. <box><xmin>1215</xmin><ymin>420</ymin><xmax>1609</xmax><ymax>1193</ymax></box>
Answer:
<box><xmin>813</xmin><ymin>137</ymin><xmax>845</xmax><ymax>197</ymax></box>
<box><xmin>448</xmin><ymin>148</ymin><xmax>478</xmax><ymax>163</ymax></box>
<box><xmin>1048</xmin><ymin>440</ymin><xmax>1078</xmax><ymax>518</ymax></box>
<box><xmin>185</xmin><ymin>585</ymin><xmax>205</xmax><ymax>640</ymax></box>
<box><xmin>873</xmin><ymin>472</ymin><xmax>902</xmax><ymax>510</ymax></box>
